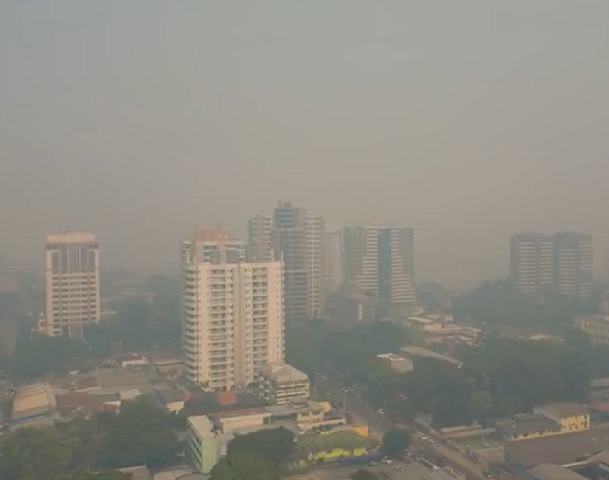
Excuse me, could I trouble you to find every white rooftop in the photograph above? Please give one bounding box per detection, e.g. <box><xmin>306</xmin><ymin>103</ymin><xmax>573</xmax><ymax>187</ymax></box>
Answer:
<box><xmin>188</xmin><ymin>415</ymin><xmax>215</xmax><ymax>438</ymax></box>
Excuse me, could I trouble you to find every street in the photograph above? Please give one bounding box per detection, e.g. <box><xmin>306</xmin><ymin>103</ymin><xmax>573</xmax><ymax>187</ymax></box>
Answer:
<box><xmin>314</xmin><ymin>374</ymin><xmax>490</xmax><ymax>480</ymax></box>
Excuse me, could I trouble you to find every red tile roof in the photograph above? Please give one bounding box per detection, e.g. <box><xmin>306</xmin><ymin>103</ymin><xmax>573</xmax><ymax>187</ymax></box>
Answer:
<box><xmin>216</xmin><ymin>390</ymin><xmax>237</xmax><ymax>406</ymax></box>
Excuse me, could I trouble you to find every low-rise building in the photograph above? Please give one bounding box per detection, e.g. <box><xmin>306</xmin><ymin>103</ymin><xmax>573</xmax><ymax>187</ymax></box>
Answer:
<box><xmin>11</xmin><ymin>383</ymin><xmax>56</xmax><ymax>428</ymax></box>
<box><xmin>504</xmin><ymin>423</ymin><xmax>609</xmax><ymax>469</ymax></box>
<box><xmin>574</xmin><ymin>315</ymin><xmax>609</xmax><ymax>345</ymax></box>
<box><xmin>401</xmin><ymin>346</ymin><xmax>463</xmax><ymax>367</ymax></box>
<box><xmin>528</xmin><ymin>464</ymin><xmax>588</xmax><ymax>480</ymax></box>
<box><xmin>404</xmin><ymin>315</ymin><xmax>480</xmax><ymax>346</ymax></box>
<box><xmin>377</xmin><ymin>353</ymin><xmax>414</xmax><ymax>373</ymax></box>
<box><xmin>497</xmin><ymin>414</ymin><xmax>561</xmax><ymax>441</ymax></box>
<box><xmin>288</xmin><ymin>430</ymin><xmax>370</xmax><ymax>464</ymax></box>
<box><xmin>256</xmin><ymin>363</ymin><xmax>310</xmax><ymax>405</ymax></box>
<box><xmin>209</xmin><ymin>407</ymin><xmax>272</xmax><ymax>434</ymax></box>
<box><xmin>533</xmin><ymin>403</ymin><xmax>590</xmax><ymax>433</ymax></box>
<box><xmin>186</xmin><ymin>416</ymin><xmax>221</xmax><ymax>474</ymax></box>
<box><xmin>153</xmin><ymin>387</ymin><xmax>185</xmax><ymax>413</ymax></box>
<box><xmin>118</xmin><ymin>353</ymin><xmax>149</xmax><ymax>369</ymax></box>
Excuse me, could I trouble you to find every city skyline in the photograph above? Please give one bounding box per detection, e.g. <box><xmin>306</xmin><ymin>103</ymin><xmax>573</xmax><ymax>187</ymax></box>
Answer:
<box><xmin>1</xmin><ymin>1</ymin><xmax>608</xmax><ymax>290</ymax></box>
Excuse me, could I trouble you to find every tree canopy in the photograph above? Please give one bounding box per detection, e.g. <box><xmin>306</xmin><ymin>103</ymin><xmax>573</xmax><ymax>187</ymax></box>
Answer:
<box><xmin>227</xmin><ymin>427</ymin><xmax>295</xmax><ymax>467</ymax></box>
<box><xmin>210</xmin><ymin>452</ymin><xmax>279</xmax><ymax>480</ymax></box>
<box><xmin>210</xmin><ymin>428</ymin><xmax>294</xmax><ymax>480</ymax></box>
<box><xmin>12</xmin><ymin>328</ymin><xmax>92</xmax><ymax>380</ymax></box>
<box><xmin>451</xmin><ymin>278</ymin><xmax>598</xmax><ymax>332</ymax></box>
<box><xmin>98</xmin><ymin>396</ymin><xmax>180</xmax><ymax>469</ymax></box>
<box><xmin>381</xmin><ymin>429</ymin><xmax>411</xmax><ymax>456</ymax></box>
<box><xmin>286</xmin><ymin>319</ymin><xmax>595</xmax><ymax>429</ymax></box>
<box><xmin>0</xmin><ymin>396</ymin><xmax>182</xmax><ymax>480</ymax></box>
<box><xmin>351</xmin><ymin>469</ymin><xmax>380</xmax><ymax>480</ymax></box>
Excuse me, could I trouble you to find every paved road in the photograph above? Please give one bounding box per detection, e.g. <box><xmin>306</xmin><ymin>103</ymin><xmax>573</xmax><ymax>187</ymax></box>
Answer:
<box><xmin>314</xmin><ymin>374</ymin><xmax>488</xmax><ymax>480</ymax></box>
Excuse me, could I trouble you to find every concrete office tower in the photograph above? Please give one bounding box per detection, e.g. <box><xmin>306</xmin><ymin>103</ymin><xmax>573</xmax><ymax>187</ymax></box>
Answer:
<box><xmin>273</xmin><ymin>203</ymin><xmax>308</xmax><ymax>321</ymax></box>
<box><xmin>344</xmin><ymin>226</ymin><xmax>415</xmax><ymax>316</ymax></box>
<box><xmin>324</xmin><ymin>226</ymin><xmax>343</xmax><ymax>296</ymax></box>
<box><xmin>377</xmin><ymin>227</ymin><xmax>415</xmax><ymax>314</ymax></box>
<box><xmin>510</xmin><ymin>232</ymin><xmax>555</xmax><ymax>297</ymax></box>
<box><xmin>247</xmin><ymin>213</ymin><xmax>273</xmax><ymax>261</ymax></box>
<box><xmin>553</xmin><ymin>231</ymin><xmax>593</xmax><ymax>300</ymax></box>
<box><xmin>181</xmin><ymin>229</ymin><xmax>284</xmax><ymax>390</ymax></box>
<box><xmin>44</xmin><ymin>231</ymin><xmax>100</xmax><ymax>339</ymax></box>
<box><xmin>344</xmin><ymin>226</ymin><xmax>379</xmax><ymax>297</ymax></box>
<box><xmin>273</xmin><ymin>202</ymin><xmax>325</xmax><ymax>321</ymax></box>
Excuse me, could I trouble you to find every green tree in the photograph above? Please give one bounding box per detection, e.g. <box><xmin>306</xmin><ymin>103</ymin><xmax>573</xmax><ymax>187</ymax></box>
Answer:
<box><xmin>381</xmin><ymin>429</ymin><xmax>411</xmax><ymax>456</ymax></box>
<box><xmin>13</xmin><ymin>328</ymin><xmax>91</xmax><ymax>380</ymax></box>
<box><xmin>563</xmin><ymin>327</ymin><xmax>592</xmax><ymax>351</ymax></box>
<box><xmin>0</xmin><ymin>427</ymin><xmax>72</xmax><ymax>480</ymax></box>
<box><xmin>227</xmin><ymin>427</ymin><xmax>295</xmax><ymax>466</ymax></box>
<box><xmin>210</xmin><ymin>452</ymin><xmax>279</xmax><ymax>480</ymax></box>
<box><xmin>99</xmin><ymin>396</ymin><xmax>180</xmax><ymax>468</ymax></box>
<box><xmin>351</xmin><ymin>469</ymin><xmax>380</xmax><ymax>480</ymax></box>
<box><xmin>470</xmin><ymin>390</ymin><xmax>492</xmax><ymax>421</ymax></box>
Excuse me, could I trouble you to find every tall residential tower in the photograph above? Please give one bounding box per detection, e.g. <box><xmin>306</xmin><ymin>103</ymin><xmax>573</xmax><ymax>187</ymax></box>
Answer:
<box><xmin>272</xmin><ymin>202</ymin><xmax>325</xmax><ymax>321</ymax></box>
<box><xmin>553</xmin><ymin>231</ymin><xmax>593</xmax><ymax>300</ymax></box>
<box><xmin>510</xmin><ymin>232</ymin><xmax>555</xmax><ymax>297</ymax></box>
<box><xmin>247</xmin><ymin>213</ymin><xmax>273</xmax><ymax>261</ymax></box>
<box><xmin>44</xmin><ymin>231</ymin><xmax>100</xmax><ymax>339</ymax></box>
<box><xmin>181</xmin><ymin>229</ymin><xmax>284</xmax><ymax>390</ymax></box>
<box><xmin>510</xmin><ymin>231</ymin><xmax>593</xmax><ymax>300</ymax></box>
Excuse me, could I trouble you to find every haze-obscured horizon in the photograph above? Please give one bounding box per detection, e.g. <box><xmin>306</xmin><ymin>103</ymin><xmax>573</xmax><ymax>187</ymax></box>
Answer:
<box><xmin>1</xmin><ymin>1</ymin><xmax>608</xmax><ymax>290</ymax></box>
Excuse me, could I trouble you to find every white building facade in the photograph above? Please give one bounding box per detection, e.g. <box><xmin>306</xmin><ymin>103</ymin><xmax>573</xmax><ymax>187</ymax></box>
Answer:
<box><xmin>182</xmin><ymin>229</ymin><xmax>284</xmax><ymax>390</ymax></box>
<box><xmin>44</xmin><ymin>232</ymin><xmax>100</xmax><ymax>339</ymax></box>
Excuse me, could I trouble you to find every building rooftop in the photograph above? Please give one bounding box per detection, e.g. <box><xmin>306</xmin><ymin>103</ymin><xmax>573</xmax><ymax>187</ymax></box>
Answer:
<box><xmin>535</xmin><ymin>403</ymin><xmax>589</xmax><ymax>418</ymax></box>
<box><xmin>265</xmin><ymin>400</ymin><xmax>323</xmax><ymax>418</ymax></box>
<box><xmin>119</xmin><ymin>466</ymin><xmax>153</xmax><ymax>480</ymax></box>
<box><xmin>497</xmin><ymin>414</ymin><xmax>560</xmax><ymax>437</ymax></box>
<box><xmin>13</xmin><ymin>383</ymin><xmax>55</xmax><ymax>414</ymax></box>
<box><xmin>46</xmin><ymin>232</ymin><xmax>96</xmax><ymax>243</ymax></box>
<box><xmin>292</xmin><ymin>430</ymin><xmax>369</xmax><ymax>458</ymax></box>
<box><xmin>401</xmin><ymin>346</ymin><xmax>463</xmax><ymax>366</ymax></box>
<box><xmin>586</xmin><ymin>450</ymin><xmax>609</xmax><ymax>465</ymax></box>
<box><xmin>187</xmin><ymin>415</ymin><xmax>215</xmax><ymax>438</ymax></box>
<box><xmin>260</xmin><ymin>363</ymin><xmax>308</xmax><ymax>383</ymax></box>
<box><xmin>216</xmin><ymin>390</ymin><xmax>237</xmax><ymax>406</ymax></box>
<box><xmin>528</xmin><ymin>464</ymin><xmax>588</xmax><ymax>480</ymax></box>
<box><xmin>505</xmin><ymin>424</ymin><xmax>609</xmax><ymax>468</ymax></box>
<box><xmin>155</xmin><ymin>387</ymin><xmax>185</xmax><ymax>404</ymax></box>
<box><xmin>210</xmin><ymin>407</ymin><xmax>270</xmax><ymax>420</ymax></box>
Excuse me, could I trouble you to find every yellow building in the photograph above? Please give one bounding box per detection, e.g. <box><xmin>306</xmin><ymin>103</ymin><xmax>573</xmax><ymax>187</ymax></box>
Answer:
<box><xmin>533</xmin><ymin>403</ymin><xmax>590</xmax><ymax>433</ymax></box>
<box><xmin>497</xmin><ymin>414</ymin><xmax>561</xmax><ymax>442</ymax></box>
<box><xmin>499</xmin><ymin>404</ymin><xmax>590</xmax><ymax>442</ymax></box>
<box><xmin>323</xmin><ymin>423</ymin><xmax>369</xmax><ymax>438</ymax></box>
<box><xmin>291</xmin><ymin>430</ymin><xmax>370</xmax><ymax>464</ymax></box>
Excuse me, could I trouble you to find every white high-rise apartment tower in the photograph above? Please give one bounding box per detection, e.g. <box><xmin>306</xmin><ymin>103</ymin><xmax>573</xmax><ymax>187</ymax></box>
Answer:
<box><xmin>181</xmin><ymin>229</ymin><xmax>284</xmax><ymax>390</ymax></box>
<box><xmin>44</xmin><ymin>231</ymin><xmax>100</xmax><ymax>339</ymax></box>
<box><xmin>247</xmin><ymin>213</ymin><xmax>273</xmax><ymax>261</ymax></box>
<box><xmin>305</xmin><ymin>211</ymin><xmax>325</xmax><ymax>319</ymax></box>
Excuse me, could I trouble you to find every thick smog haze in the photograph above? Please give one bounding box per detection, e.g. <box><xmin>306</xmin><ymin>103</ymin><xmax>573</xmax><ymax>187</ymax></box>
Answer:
<box><xmin>1</xmin><ymin>0</ymin><xmax>608</xmax><ymax>289</ymax></box>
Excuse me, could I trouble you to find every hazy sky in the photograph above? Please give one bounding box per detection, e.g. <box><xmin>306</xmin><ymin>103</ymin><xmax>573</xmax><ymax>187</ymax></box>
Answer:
<box><xmin>1</xmin><ymin>1</ymin><xmax>608</xmax><ymax>289</ymax></box>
